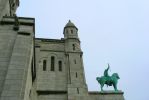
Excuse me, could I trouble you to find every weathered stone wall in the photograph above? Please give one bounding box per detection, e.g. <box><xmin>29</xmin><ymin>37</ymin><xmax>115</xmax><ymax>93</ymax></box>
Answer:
<box><xmin>67</xmin><ymin>53</ymin><xmax>88</xmax><ymax>95</ymax></box>
<box><xmin>30</xmin><ymin>84</ymin><xmax>38</xmax><ymax>100</ymax></box>
<box><xmin>0</xmin><ymin>24</ymin><xmax>18</xmax><ymax>96</ymax></box>
<box><xmin>35</xmin><ymin>39</ymin><xmax>68</xmax><ymax>92</ymax></box>
<box><xmin>39</xmin><ymin>40</ymin><xmax>65</xmax><ymax>52</ymax></box>
<box><xmin>0</xmin><ymin>17</ymin><xmax>35</xmax><ymax>100</ymax></box>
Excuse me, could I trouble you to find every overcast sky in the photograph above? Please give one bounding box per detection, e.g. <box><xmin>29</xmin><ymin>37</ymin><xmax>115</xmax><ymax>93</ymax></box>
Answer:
<box><xmin>17</xmin><ymin>0</ymin><xmax>149</xmax><ymax>100</ymax></box>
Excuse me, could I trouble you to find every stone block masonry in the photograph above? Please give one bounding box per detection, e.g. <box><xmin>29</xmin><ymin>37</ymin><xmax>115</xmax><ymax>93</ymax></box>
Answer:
<box><xmin>0</xmin><ymin>17</ymin><xmax>35</xmax><ymax>100</ymax></box>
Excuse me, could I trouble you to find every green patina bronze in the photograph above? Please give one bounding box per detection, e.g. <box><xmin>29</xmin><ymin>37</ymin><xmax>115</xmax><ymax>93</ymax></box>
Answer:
<box><xmin>96</xmin><ymin>64</ymin><xmax>120</xmax><ymax>91</ymax></box>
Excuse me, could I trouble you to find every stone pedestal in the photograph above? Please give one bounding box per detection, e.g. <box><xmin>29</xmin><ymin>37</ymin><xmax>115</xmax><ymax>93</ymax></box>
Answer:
<box><xmin>88</xmin><ymin>90</ymin><xmax>125</xmax><ymax>100</ymax></box>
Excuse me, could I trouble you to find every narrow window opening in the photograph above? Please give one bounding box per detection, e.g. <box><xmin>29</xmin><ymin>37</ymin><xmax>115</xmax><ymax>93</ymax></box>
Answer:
<box><xmin>77</xmin><ymin>88</ymin><xmax>79</xmax><ymax>94</ymax></box>
<box><xmin>71</xmin><ymin>30</ymin><xmax>73</xmax><ymax>34</ymax></box>
<box><xmin>66</xmin><ymin>29</ymin><xmax>68</xmax><ymax>34</ymax></box>
<box><xmin>59</xmin><ymin>61</ymin><xmax>62</xmax><ymax>71</ymax></box>
<box><xmin>51</xmin><ymin>56</ymin><xmax>55</xmax><ymax>71</ymax></box>
<box><xmin>29</xmin><ymin>90</ymin><xmax>31</xmax><ymax>97</ymax></box>
<box><xmin>73</xmin><ymin>44</ymin><xmax>75</xmax><ymax>50</ymax></box>
<box><xmin>76</xmin><ymin>72</ymin><xmax>78</xmax><ymax>78</ymax></box>
<box><xmin>43</xmin><ymin>60</ymin><xmax>46</xmax><ymax>71</ymax></box>
<box><xmin>74</xmin><ymin>59</ymin><xmax>76</xmax><ymax>64</ymax></box>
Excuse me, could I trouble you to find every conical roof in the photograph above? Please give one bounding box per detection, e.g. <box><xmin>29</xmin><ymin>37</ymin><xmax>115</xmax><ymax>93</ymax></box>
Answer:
<box><xmin>65</xmin><ymin>20</ymin><xmax>77</xmax><ymax>28</ymax></box>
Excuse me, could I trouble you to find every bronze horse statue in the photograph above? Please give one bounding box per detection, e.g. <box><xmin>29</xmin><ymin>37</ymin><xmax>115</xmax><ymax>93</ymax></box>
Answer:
<box><xmin>96</xmin><ymin>64</ymin><xmax>120</xmax><ymax>91</ymax></box>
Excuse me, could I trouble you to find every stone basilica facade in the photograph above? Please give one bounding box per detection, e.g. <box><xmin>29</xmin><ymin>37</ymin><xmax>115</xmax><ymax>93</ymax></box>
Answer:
<box><xmin>0</xmin><ymin>0</ymin><xmax>124</xmax><ymax>100</ymax></box>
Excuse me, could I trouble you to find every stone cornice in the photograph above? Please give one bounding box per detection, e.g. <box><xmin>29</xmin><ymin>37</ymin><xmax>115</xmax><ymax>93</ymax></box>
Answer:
<box><xmin>35</xmin><ymin>38</ymin><xmax>65</xmax><ymax>43</ymax></box>
<box><xmin>89</xmin><ymin>91</ymin><xmax>124</xmax><ymax>95</ymax></box>
<box><xmin>1</xmin><ymin>16</ymin><xmax>35</xmax><ymax>26</ymax></box>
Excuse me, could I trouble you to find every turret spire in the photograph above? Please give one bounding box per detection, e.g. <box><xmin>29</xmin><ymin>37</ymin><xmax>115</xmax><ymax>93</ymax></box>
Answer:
<box><xmin>63</xmin><ymin>20</ymin><xmax>78</xmax><ymax>39</ymax></box>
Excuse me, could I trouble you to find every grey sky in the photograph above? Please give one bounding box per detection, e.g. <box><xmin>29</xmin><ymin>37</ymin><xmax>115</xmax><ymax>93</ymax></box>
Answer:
<box><xmin>17</xmin><ymin>0</ymin><xmax>149</xmax><ymax>100</ymax></box>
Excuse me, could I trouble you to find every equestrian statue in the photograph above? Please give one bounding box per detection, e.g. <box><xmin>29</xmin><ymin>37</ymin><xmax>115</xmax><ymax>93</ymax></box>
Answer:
<box><xmin>96</xmin><ymin>64</ymin><xmax>120</xmax><ymax>91</ymax></box>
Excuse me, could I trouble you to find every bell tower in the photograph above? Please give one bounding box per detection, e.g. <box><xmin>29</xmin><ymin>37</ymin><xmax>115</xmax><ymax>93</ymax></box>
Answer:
<box><xmin>64</xmin><ymin>20</ymin><xmax>88</xmax><ymax>99</ymax></box>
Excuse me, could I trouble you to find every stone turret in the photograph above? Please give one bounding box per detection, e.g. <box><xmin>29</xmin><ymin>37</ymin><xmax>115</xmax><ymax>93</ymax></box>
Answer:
<box><xmin>63</xmin><ymin>20</ymin><xmax>88</xmax><ymax>100</ymax></box>
<box><xmin>63</xmin><ymin>20</ymin><xmax>79</xmax><ymax>39</ymax></box>
<box><xmin>64</xmin><ymin>20</ymin><xmax>81</xmax><ymax>52</ymax></box>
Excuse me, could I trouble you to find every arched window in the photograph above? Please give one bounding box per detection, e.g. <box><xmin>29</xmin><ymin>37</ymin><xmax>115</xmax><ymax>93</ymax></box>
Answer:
<box><xmin>59</xmin><ymin>61</ymin><xmax>62</xmax><ymax>71</ymax></box>
<box><xmin>73</xmin><ymin>44</ymin><xmax>75</xmax><ymax>50</ymax></box>
<box><xmin>51</xmin><ymin>56</ymin><xmax>55</xmax><ymax>71</ymax></box>
<box><xmin>43</xmin><ymin>60</ymin><xmax>46</xmax><ymax>71</ymax></box>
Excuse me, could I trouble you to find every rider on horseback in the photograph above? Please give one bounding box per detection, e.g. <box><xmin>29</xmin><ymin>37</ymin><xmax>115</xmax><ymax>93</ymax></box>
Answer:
<box><xmin>104</xmin><ymin>64</ymin><xmax>112</xmax><ymax>86</ymax></box>
<box><xmin>104</xmin><ymin>64</ymin><xmax>110</xmax><ymax>77</ymax></box>
<box><xmin>96</xmin><ymin>64</ymin><xmax>120</xmax><ymax>91</ymax></box>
